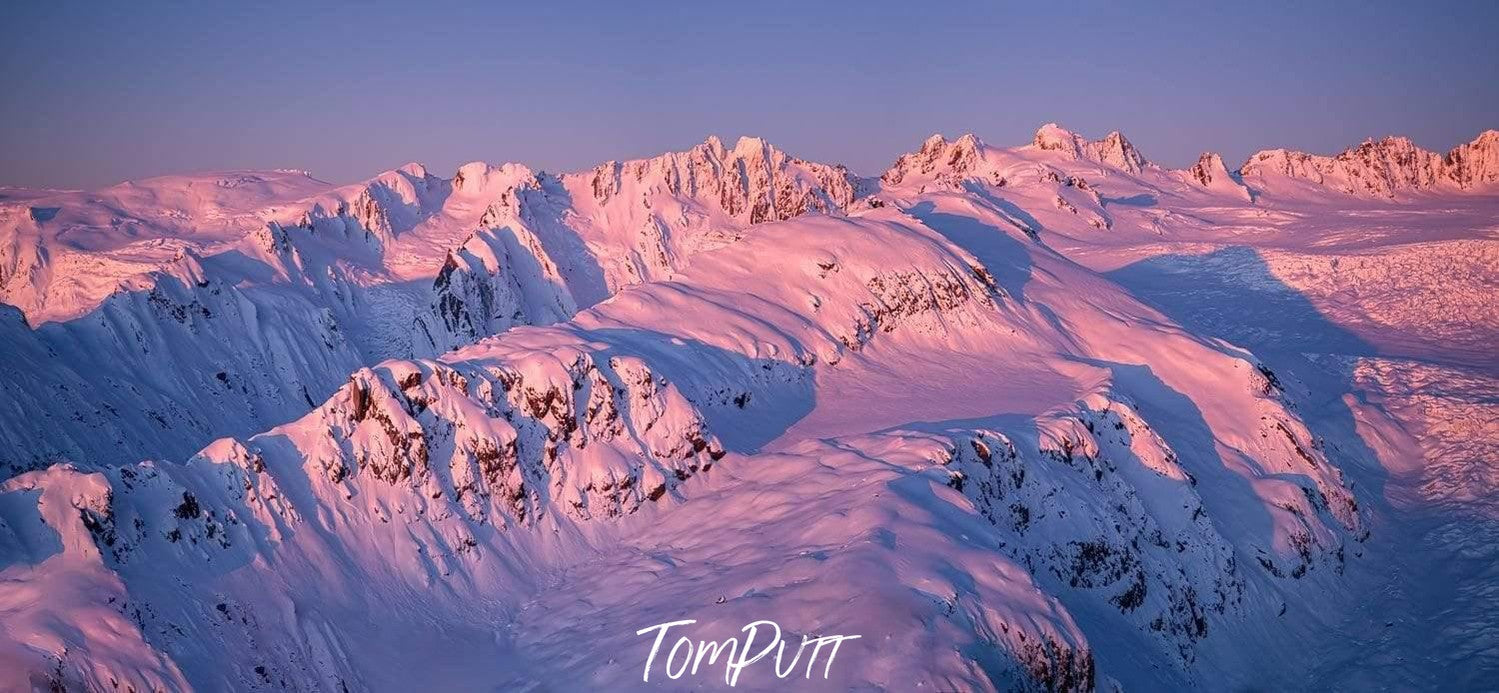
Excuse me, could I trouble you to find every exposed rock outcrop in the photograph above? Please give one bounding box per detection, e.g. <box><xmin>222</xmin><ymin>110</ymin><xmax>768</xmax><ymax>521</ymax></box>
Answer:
<box><xmin>1033</xmin><ymin>124</ymin><xmax>1148</xmax><ymax>174</ymax></box>
<box><xmin>1239</xmin><ymin>130</ymin><xmax>1499</xmax><ymax>196</ymax></box>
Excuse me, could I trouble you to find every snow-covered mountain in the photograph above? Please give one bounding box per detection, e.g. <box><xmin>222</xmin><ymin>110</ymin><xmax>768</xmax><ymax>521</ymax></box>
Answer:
<box><xmin>1239</xmin><ymin>130</ymin><xmax>1499</xmax><ymax>196</ymax></box>
<box><xmin>2</xmin><ymin>124</ymin><xmax>1496</xmax><ymax>691</ymax></box>
<box><xmin>0</xmin><ymin>138</ymin><xmax>859</xmax><ymax>473</ymax></box>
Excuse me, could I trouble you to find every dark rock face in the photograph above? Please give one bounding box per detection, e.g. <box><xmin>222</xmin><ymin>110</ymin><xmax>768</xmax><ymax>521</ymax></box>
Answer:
<box><xmin>1032</xmin><ymin>124</ymin><xmax>1147</xmax><ymax>174</ymax></box>
<box><xmin>921</xmin><ymin>395</ymin><xmax>1364</xmax><ymax>669</ymax></box>
<box><xmin>580</xmin><ymin>135</ymin><xmax>859</xmax><ymax>225</ymax></box>
<box><xmin>311</xmin><ymin>348</ymin><xmax>724</xmax><ymax>524</ymax></box>
<box><xmin>1190</xmin><ymin>152</ymin><xmax>1224</xmax><ymax>186</ymax></box>
<box><xmin>1443</xmin><ymin>129</ymin><xmax>1499</xmax><ymax>188</ymax></box>
<box><xmin>881</xmin><ymin>134</ymin><xmax>986</xmax><ymax>189</ymax></box>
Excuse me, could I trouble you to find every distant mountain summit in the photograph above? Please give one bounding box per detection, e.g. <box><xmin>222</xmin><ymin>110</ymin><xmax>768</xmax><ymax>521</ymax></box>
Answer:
<box><xmin>1443</xmin><ymin>129</ymin><xmax>1499</xmax><ymax>188</ymax></box>
<box><xmin>1032</xmin><ymin>123</ymin><xmax>1149</xmax><ymax>174</ymax></box>
<box><xmin>1239</xmin><ymin>130</ymin><xmax>1499</xmax><ymax>196</ymax></box>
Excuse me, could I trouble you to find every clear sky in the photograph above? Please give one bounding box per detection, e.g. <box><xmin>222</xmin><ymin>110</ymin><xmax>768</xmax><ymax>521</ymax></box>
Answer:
<box><xmin>2</xmin><ymin>1</ymin><xmax>1496</xmax><ymax>189</ymax></box>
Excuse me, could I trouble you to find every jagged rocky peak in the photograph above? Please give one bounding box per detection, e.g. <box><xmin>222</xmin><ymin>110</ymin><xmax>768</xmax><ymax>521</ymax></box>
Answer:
<box><xmin>690</xmin><ymin>133</ymin><xmax>776</xmax><ymax>162</ymax></box>
<box><xmin>1033</xmin><ymin>122</ymin><xmax>1085</xmax><ymax>156</ymax></box>
<box><xmin>1338</xmin><ymin>135</ymin><xmax>1443</xmax><ymax>188</ymax></box>
<box><xmin>1238</xmin><ymin>148</ymin><xmax>1316</xmax><ymax>177</ymax></box>
<box><xmin>700</xmin><ymin>133</ymin><xmax>727</xmax><ymax>157</ymax></box>
<box><xmin>1093</xmin><ymin>130</ymin><xmax>1147</xmax><ymax>173</ymax></box>
<box><xmin>1032</xmin><ymin>123</ymin><xmax>1147</xmax><ymax>174</ymax></box>
<box><xmin>1238</xmin><ymin>129</ymin><xmax>1499</xmax><ymax>196</ymax></box>
<box><xmin>417</xmin><ymin>224</ymin><xmax>578</xmax><ymax>356</ymax></box>
<box><xmin>879</xmin><ymin>132</ymin><xmax>988</xmax><ymax>187</ymax></box>
<box><xmin>1189</xmin><ymin>152</ymin><xmax>1228</xmax><ymax>186</ymax></box>
<box><xmin>1185</xmin><ymin>151</ymin><xmax>1252</xmax><ymax>199</ymax></box>
<box><xmin>570</xmin><ymin>134</ymin><xmax>858</xmax><ymax>224</ymax></box>
<box><xmin>1444</xmin><ymin>129</ymin><xmax>1499</xmax><ymax>187</ymax></box>
<box><xmin>229</xmin><ymin>343</ymin><xmax>725</xmax><ymax>525</ymax></box>
<box><xmin>0</xmin><ymin>339</ymin><xmax>730</xmax><ymax>686</ymax></box>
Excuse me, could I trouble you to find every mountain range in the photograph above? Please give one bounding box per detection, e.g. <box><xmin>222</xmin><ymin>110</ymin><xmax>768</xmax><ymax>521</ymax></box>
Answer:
<box><xmin>1</xmin><ymin>124</ymin><xmax>1496</xmax><ymax>691</ymax></box>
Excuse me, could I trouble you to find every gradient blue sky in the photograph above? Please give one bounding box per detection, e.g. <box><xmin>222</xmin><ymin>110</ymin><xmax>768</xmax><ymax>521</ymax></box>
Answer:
<box><xmin>3</xmin><ymin>1</ymin><xmax>1496</xmax><ymax>189</ymax></box>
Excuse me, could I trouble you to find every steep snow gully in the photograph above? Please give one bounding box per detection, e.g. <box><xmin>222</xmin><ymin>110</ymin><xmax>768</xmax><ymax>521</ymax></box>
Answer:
<box><xmin>1</xmin><ymin>124</ymin><xmax>1496</xmax><ymax>690</ymax></box>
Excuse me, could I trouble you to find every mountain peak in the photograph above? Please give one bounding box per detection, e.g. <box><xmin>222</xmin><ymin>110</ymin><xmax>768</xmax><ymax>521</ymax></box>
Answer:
<box><xmin>1239</xmin><ymin>129</ymin><xmax>1499</xmax><ymax>195</ymax></box>
<box><xmin>1189</xmin><ymin>152</ymin><xmax>1227</xmax><ymax>186</ymax></box>
<box><xmin>1342</xmin><ymin>135</ymin><xmax>1423</xmax><ymax>160</ymax></box>
<box><xmin>1186</xmin><ymin>151</ymin><xmax>1252</xmax><ymax>200</ymax></box>
<box><xmin>1033</xmin><ymin>123</ymin><xmax>1082</xmax><ymax>155</ymax></box>
<box><xmin>564</xmin><ymin>134</ymin><xmax>856</xmax><ymax>228</ymax></box>
<box><xmin>1031</xmin><ymin>123</ymin><xmax>1146</xmax><ymax>174</ymax></box>
<box><xmin>732</xmin><ymin>135</ymin><xmax>769</xmax><ymax>158</ymax></box>
<box><xmin>452</xmin><ymin>161</ymin><xmax>509</xmax><ymax>193</ymax></box>
<box><xmin>878</xmin><ymin>132</ymin><xmax>992</xmax><ymax>188</ymax></box>
<box><xmin>691</xmin><ymin>135</ymin><xmax>778</xmax><ymax>162</ymax></box>
<box><xmin>394</xmin><ymin>162</ymin><xmax>429</xmax><ymax>178</ymax></box>
<box><xmin>1093</xmin><ymin>130</ymin><xmax>1146</xmax><ymax>173</ymax></box>
<box><xmin>454</xmin><ymin>160</ymin><xmax>492</xmax><ymax>178</ymax></box>
<box><xmin>700</xmin><ymin>134</ymin><xmax>727</xmax><ymax>156</ymax></box>
<box><xmin>1468</xmin><ymin>129</ymin><xmax>1499</xmax><ymax>148</ymax></box>
<box><xmin>1444</xmin><ymin>129</ymin><xmax>1499</xmax><ymax>188</ymax></box>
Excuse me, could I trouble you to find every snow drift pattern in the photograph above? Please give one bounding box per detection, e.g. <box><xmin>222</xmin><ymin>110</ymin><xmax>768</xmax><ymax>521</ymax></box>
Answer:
<box><xmin>1</xmin><ymin>122</ymin><xmax>1494</xmax><ymax>690</ymax></box>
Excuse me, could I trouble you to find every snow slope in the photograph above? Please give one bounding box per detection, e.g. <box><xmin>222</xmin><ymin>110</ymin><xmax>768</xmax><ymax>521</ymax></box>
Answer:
<box><xmin>1</xmin><ymin>124</ymin><xmax>1495</xmax><ymax>690</ymax></box>
<box><xmin>0</xmin><ymin>139</ymin><xmax>858</xmax><ymax>473</ymax></box>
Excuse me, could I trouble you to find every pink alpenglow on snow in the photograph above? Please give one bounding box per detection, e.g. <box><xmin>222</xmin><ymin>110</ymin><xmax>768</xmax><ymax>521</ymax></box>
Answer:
<box><xmin>635</xmin><ymin>619</ymin><xmax>861</xmax><ymax>686</ymax></box>
<box><xmin>1</xmin><ymin>119</ymin><xmax>1496</xmax><ymax>692</ymax></box>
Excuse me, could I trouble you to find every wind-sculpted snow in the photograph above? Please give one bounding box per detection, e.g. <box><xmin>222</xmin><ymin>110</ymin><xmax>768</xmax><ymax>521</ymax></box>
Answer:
<box><xmin>1</xmin><ymin>123</ymin><xmax>1494</xmax><ymax>690</ymax></box>
<box><xmin>418</xmin><ymin>224</ymin><xmax>578</xmax><ymax>354</ymax></box>
<box><xmin>0</xmin><ymin>341</ymin><xmax>724</xmax><ymax>689</ymax></box>
<box><xmin>0</xmin><ymin>245</ymin><xmax>365</xmax><ymax>473</ymax></box>
<box><xmin>0</xmin><ymin>371</ymin><xmax>1364</xmax><ymax>690</ymax></box>
<box><xmin>0</xmin><ymin>138</ymin><xmax>862</xmax><ymax>472</ymax></box>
